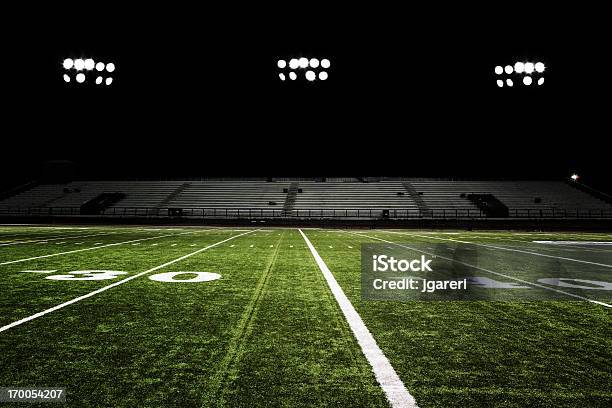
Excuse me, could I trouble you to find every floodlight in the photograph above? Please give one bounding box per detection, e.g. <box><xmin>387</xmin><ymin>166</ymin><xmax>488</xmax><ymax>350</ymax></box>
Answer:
<box><xmin>76</xmin><ymin>73</ymin><xmax>85</xmax><ymax>83</ymax></box>
<box><xmin>106</xmin><ymin>63</ymin><xmax>115</xmax><ymax>73</ymax></box>
<box><xmin>105</xmin><ymin>77</ymin><xmax>113</xmax><ymax>85</ymax></box>
<box><xmin>74</xmin><ymin>59</ymin><xmax>85</xmax><ymax>70</ymax></box>
<box><xmin>279</xmin><ymin>73</ymin><xmax>286</xmax><ymax>81</ymax></box>
<box><xmin>63</xmin><ymin>74</ymin><xmax>71</xmax><ymax>83</ymax></box>
<box><xmin>514</xmin><ymin>62</ymin><xmax>524</xmax><ymax>73</ymax></box>
<box><xmin>523</xmin><ymin>76</ymin><xmax>532</xmax><ymax>86</ymax></box>
<box><xmin>63</xmin><ymin>58</ymin><xmax>74</xmax><ymax>69</ymax></box>
<box><xmin>289</xmin><ymin>59</ymin><xmax>299</xmax><ymax>69</ymax></box>
<box><xmin>84</xmin><ymin>59</ymin><xmax>95</xmax><ymax>70</ymax></box>
<box><xmin>535</xmin><ymin>62</ymin><xmax>545</xmax><ymax>73</ymax></box>
<box><xmin>95</xmin><ymin>62</ymin><xmax>105</xmax><ymax>71</ymax></box>
<box><xmin>319</xmin><ymin>71</ymin><xmax>328</xmax><ymax>80</ymax></box>
<box><xmin>321</xmin><ymin>59</ymin><xmax>330</xmax><ymax>69</ymax></box>
<box><xmin>571</xmin><ymin>174</ymin><xmax>579</xmax><ymax>181</ymax></box>
<box><xmin>309</xmin><ymin>58</ymin><xmax>319</xmax><ymax>68</ymax></box>
<box><xmin>277</xmin><ymin>59</ymin><xmax>286</xmax><ymax>69</ymax></box>
<box><xmin>504</xmin><ymin>65</ymin><xmax>513</xmax><ymax>74</ymax></box>
<box><xmin>298</xmin><ymin>57</ymin><xmax>308</xmax><ymax>68</ymax></box>
<box><xmin>537</xmin><ymin>77</ymin><xmax>544</xmax><ymax>86</ymax></box>
<box><xmin>305</xmin><ymin>70</ymin><xmax>316</xmax><ymax>81</ymax></box>
<box><xmin>524</xmin><ymin>62</ymin><xmax>534</xmax><ymax>74</ymax></box>
<box><xmin>496</xmin><ymin>79</ymin><xmax>503</xmax><ymax>88</ymax></box>
<box><xmin>95</xmin><ymin>76</ymin><xmax>103</xmax><ymax>85</ymax></box>
<box><xmin>506</xmin><ymin>78</ymin><xmax>513</xmax><ymax>87</ymax></box>
<box><xmin>494</xmin><ymin>66</ymin><xmax>503</xmax><ymax>75</ymax></box>
<box><xmin>289</xmin><ymin>72</ymin><xmax>297</xmax><ymax>80</ymax></box>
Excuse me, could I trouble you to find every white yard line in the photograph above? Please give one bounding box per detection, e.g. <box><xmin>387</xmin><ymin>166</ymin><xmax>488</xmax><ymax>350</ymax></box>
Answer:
<box><xmin>0</xmin><ymin>232</ymin><xmax>117</xmax><ymax>247</ymax></box>
<box><xmin>381</xmin><ymin>230</ymin><xmax>612</xmax><ymax>269</ymax></box>
<box><xmin>0</xmin><ymin>230</ymin><xmax>256</xmax><ymax>333</ymax></box>
<box><xmin>299</xmin><ymin>229</ymin><xmax>418</xmax><ymax>408</ymax></box>
<box><xmin>348</xmin><ymin>231</ymin><xmax>611</xmax><ymax>308</ymax></box>
<box><xmin>0</xmin><ymin>233</ymin><xmax>190</xmax><ymax>266</ymax></box>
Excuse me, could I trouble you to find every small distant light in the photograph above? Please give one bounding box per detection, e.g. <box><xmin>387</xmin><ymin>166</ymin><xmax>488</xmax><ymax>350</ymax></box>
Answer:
<box><xmin>523</xmin><ymin>76</ymin><xmax>532</xmax><ymax>86</ymax></box>
<box><xmin>106</xmin><ymin>63</ymin><xmax>115</xmax><ymax>73</ymax></box>
<box><xmin>537</xmin><ymin>77</ymin><xmax>544</xmax><ymax>86</ymax></box>
<box><xmin>74</xmin><ymin>59</ymin><xmax>85</xmax><ymax>71</ymax></box>
<box><xmin>95</xmin><ymin>76</ymin><xmax>103</xmax><ymax>85</ymax></box>
<box><xmin>289</xmin><ymin>72</ymin><xmax>297</xmax><ymax>81</ymax></box>
<box><xmin>319</xmin><ymin>71</ymin><xmax>328</xmax><ymax>80</ymax></box>
<box><xmin>514</xmin><ymin>62</ymin><xmax>525</xmax><ymax>74</ymax></box>
<box><xmin>279</xmin><ymin>73</ymin><xmax>286</xmax><ymax>81</ymax></box>
<box><xmin>535</xmin><ymin>62</ymin><xmax>545</xmax><ymax>73</ymax></box>
<box><xmin>105</xmin><ymin>77</ymin><xmax>113</xmax><ymax>85</ymax></box>
<box><xmin>494</xmin><ymin>66</ymin><xmax>503</xmax><ymax>75</ymax></box>
<box><xmin>63</xmin><ymin>58</ymin><xmax>74</xmax><ymax>69</ymax></box>
<box><xmin>84</xmin><ymin>59</ymin><xmax>95</xmax><ymax>70</ymax></box>
<box><xmin>309</xmin><ymin>58</ymin><xmax>319</xmax><ymax>68</ymax></box>
<box><xmin>506</xmin><ymin>78</ymin><xmax>513</xmax><ymax>87</ymax></box>
<box><xmin>496</xmin><ymin>79</ymin><xmax>504</xmax><ymax>88</ymax></box>
<box><xmin>321</xmin><ymin>59</ymin><xmax>330</xmax><ymax>69</ymax></box>
<box><xmin>63</xmin><ymin>74</ymin><xmax>71</xmax><ymax>83</ymax></box>
<box><xmin>277</xmin><ymin>59</ymin><xmax>286</xmax><ymax>69</ymax></box>
<box><xmin>95</xmin><ymin>62</ymin><xmax>105</xmax><ymax>71</ymax></box>
<box><xmin>504</xmin><ymin>65</ymin><xmax>513</xmax><ymax>74</ymax></box>
<box><xmin>305</xmin><ymin>70</ymin><xmax>316</xmax><ymax>81</ymax></box>
<box><xmin>289</xmin><ymin>59</ymin><xmax>299</xmax><ymax>69</ymax></box>
<box><xmin>571</xmin><ymin>174</ymin><xmax>579</xmax><ymax>181</ymax></box>
<box><xmin>524</xmin><ymin>62</ymin><xmax>534</xmax><ymax>74</ymax></box>
<box><xmin>76</xmin><ymin>73</ymin><xmax>86</xmax><ymax>83</ymax></box>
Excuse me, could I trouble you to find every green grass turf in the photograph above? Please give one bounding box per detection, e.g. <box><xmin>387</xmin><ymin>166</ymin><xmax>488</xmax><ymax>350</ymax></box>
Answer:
<box><xmin>0</xmin><ymin>226</ymin><xmax>610</xmax><ymax>407</ymax></box>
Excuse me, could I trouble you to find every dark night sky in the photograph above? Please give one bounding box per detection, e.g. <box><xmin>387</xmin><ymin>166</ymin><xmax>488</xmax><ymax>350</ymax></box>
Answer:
<box><xmin>1</xmin><ymin>4</ymin><xmax>609</xmax><ymax>191</ymax></box>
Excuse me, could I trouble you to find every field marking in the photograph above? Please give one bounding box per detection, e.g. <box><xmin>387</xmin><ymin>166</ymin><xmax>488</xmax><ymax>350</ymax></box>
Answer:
<box><xmin>0</xmin><ymin>233</ymin><xmax>190</xmax><ymax>266</ymax></box>
<box><xmin>0</xmin><ymin>230</ymin><xmax>257</xmax><ymax>334</ymax></box>
<box><xmin>299</xmin><ymin>229</ymin><xmax>418</xmax><ymax>408</ymax></box>
<box><xmin>0</xmin><ymin>232</ymin><xmax>117</xmax><ymax>247</ymax></box>
<box><xmin>349</xmin><ymin>232</ymin><xmax>612</xmax><ymax>308</ymax></box>
<box><xmin>534</xmin><ymin>241</ymin><xmax>612</xmax><ymax>246</ymax></box>
<box><xmin>382</xmin><ymin>231</ymin><xmax>612</xmax><ymax>270</ymax></box>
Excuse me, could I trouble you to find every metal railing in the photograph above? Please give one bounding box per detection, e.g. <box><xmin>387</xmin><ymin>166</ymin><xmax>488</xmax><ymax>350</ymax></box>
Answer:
<box><xmin>1</xmin><ymin>206</ymin><xmax>612</xmax><ymax>219</ymax></box>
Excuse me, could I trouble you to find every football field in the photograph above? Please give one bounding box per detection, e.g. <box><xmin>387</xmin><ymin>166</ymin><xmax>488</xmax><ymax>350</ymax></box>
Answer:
<box><xmin>0</xmin><ymin>226</ymin><xmax>610</xmax><ymax>407</ymax></box>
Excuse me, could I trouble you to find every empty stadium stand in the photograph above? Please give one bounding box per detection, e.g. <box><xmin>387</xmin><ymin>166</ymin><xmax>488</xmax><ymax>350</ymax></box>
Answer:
<box><xmin>1</xmin><ymin>178</ymin><xmax>611</xmax><ymax>220</ymax></box>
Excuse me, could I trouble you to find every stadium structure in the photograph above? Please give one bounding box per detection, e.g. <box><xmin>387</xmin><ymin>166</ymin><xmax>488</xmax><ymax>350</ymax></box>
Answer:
<box><xmin>1</xmin><ymin>177</ymin><xmax>611</xmax><ymax>227</ymax></box>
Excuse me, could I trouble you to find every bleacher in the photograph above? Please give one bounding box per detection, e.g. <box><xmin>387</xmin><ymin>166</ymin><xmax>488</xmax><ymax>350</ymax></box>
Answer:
<box><xmin>1</xmin><ymin>178</ymin><xmax>610</xmax><ymax>219</ymax></box>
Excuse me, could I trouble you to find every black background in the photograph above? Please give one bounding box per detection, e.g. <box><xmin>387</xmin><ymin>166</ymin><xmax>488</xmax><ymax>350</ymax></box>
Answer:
<box><xmin>2</xmin><ymin>4</ymin><xmax>609</xmax><ymax>191</ymax></box>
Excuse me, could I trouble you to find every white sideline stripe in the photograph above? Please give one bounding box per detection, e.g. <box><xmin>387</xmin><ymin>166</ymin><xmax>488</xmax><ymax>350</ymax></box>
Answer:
<box><xmin>382</xmin><ymin>231</ymin><xmax>612</xmax><ymax>270</ymax></box>
<box><xmin>0</xmin><ymin>230</ymin><xmax>256</xmax><ymax>334</ymax></box>
<box><xmin>351</xmin><ymin>232</ymin><xmax>612</xmax><ymax>308</ymax></box>
<box><xmin>298</xmin><ymin>229</ymin><xmax>418</xmax><ymax>408</ymax></box>
<box><xmin>0</xmin><ymin>233</ymin><xmax>189</xmax><ymax>266</ymax></box>
<box><xmin>534</xmin><ymin>241</ymin><xmax>612</xmax><ymax>246</ymax></box>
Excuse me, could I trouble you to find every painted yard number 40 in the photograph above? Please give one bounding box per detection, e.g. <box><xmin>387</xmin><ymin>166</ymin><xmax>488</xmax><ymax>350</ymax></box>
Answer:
<box><xmin>39</xmin><ymin>270</ymin><xmax>221</xmax><ymax>283</ymax></box>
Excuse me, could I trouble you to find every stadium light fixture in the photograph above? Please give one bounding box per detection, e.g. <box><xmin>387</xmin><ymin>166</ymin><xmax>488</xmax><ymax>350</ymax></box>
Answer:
<box><xmin>496</xmin><ymin>60</ymin><xmax>545</xmax><ymax>88</ymax></box>
<box><xmin>537</xmin><ymin>77</ymin><xmax>544</xmax><ymax>86</ymax></box>
<box><xmin>571</xmin><ymin>174</ymin><xmax>579</xmax><ymax>181</ymax></box>
<box><xmin>523</xmin><ymin>76</ymin><xmax>532</xmax><ymax>86</ymax></box>
<box><xmin>496</xmin><ymin>79</ymin><xmax>504</xmax><ymax>88</ymax></box>
<box><xmin>277</xmin><ymin>55</ymin><xmax>331</xmax><ymax>82</ymax></box>
<box><xmin>506</xmin><ymin>78</ymin><xmax>513</xmax><ymax>87</ymax></box>
<box><xmin>514</xmin><ymin>62</ymin><xmax>524</xmax><ymax>74</ymax></box>
<box><xmin>494</xmin><ymin>66</ymin><xmax>503</xmax><ymax>75</ymax></box>
<box><xmin>535</xmin><ymin>62</ymin><xmax>545</xmax><ymax>73</ymax></box>
<box><xmin>504</xmin><ymin>65</ymin><xmax>513</xmax><ymax>74</ymax></box>
<box><xmin>524</xmin><ymin>62</ymin><xmax>534</xmax><ymax>74</ymax></box>
<box><xmin>62</xmin><ymin>57</ymin><xmax>116</xmax><ymax>86</ymax></box>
